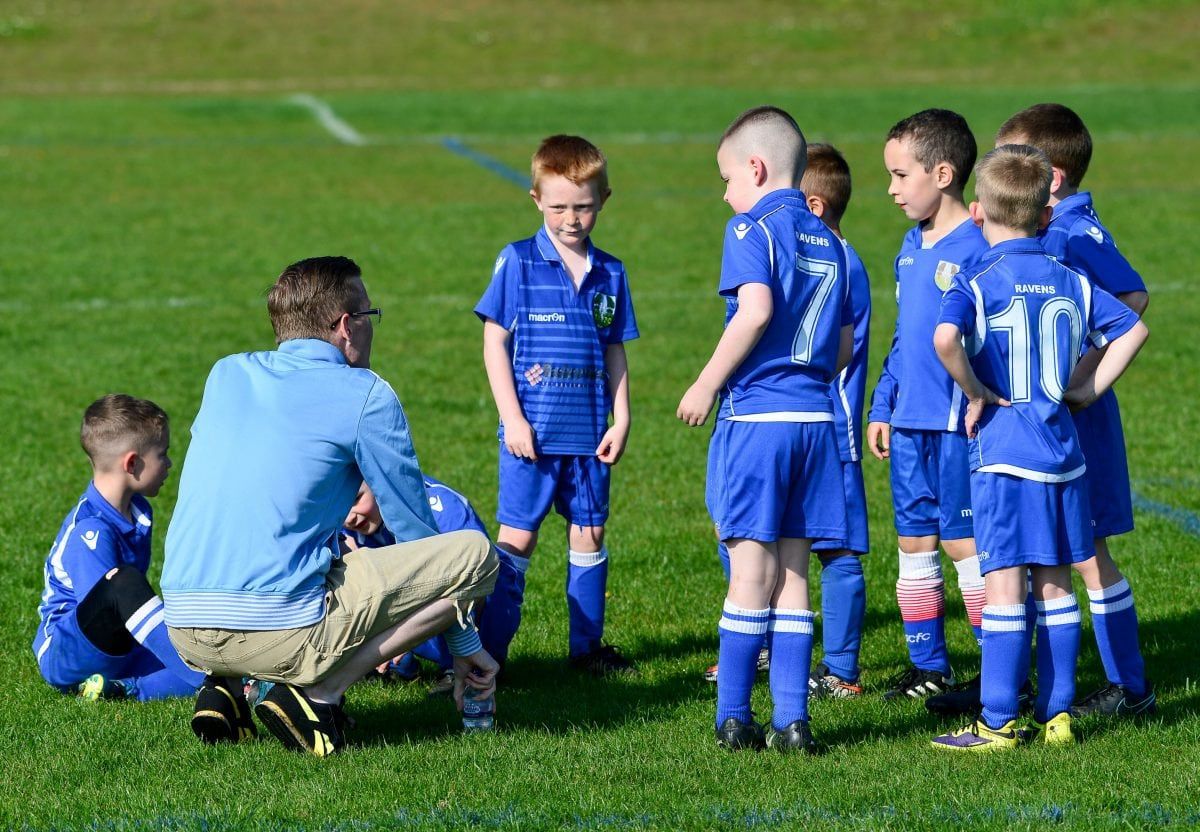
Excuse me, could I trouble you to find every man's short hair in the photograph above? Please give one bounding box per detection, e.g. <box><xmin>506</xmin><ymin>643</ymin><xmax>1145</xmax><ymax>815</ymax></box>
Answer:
<box><xmin>81</xmin><ymin>394</ymin><xmax>169</xmax><ymax>466</ymax></box>
<box><xmin>801</xmin><ymin>143</ymin><xmax>852</xmax><ymax>223</ymax></box>
<box><xmin>267</xmin><ymin>256</ymin><xmax>364</xmax><ymax>344</ymax></box>
<box><xmin>975</xmin><ymin>145</ymin><xmax>1053</xmax><ymax>235</ymax></box>
<box><xmin>887</xmin><ymin>109</ymin><xmax>978</xmax><ymax>190</ymax></box>
<box><xmin>531</xmin><ymin>135</ymin><xmax>608</xmax><ymax>195</ymax></box>
<box><xmin>996</xmin><ymin>103</ymin><xmax>1092</xmax><ymax>188</ymax></box>
<box><xmin>720</xmin><ymin>105</ymin><xmax>807</xmax><ymax>184</ymax></box>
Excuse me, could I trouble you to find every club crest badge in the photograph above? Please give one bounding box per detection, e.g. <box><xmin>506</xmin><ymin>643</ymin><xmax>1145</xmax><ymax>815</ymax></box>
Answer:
<box><xmin>934</xmin><ymin>260</ymin><xmax>960</xmax><ymax>292</ymax></box>
<box><xmin>593</xmin><ymin>293</ymin><xmax>616</xmax><ymax>328</ymax></box>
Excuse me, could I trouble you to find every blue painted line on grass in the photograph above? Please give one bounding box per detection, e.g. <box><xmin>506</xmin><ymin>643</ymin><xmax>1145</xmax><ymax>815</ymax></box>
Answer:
<box><xmin>1132</xmin><ymin>490</ymin><xmax>1200</xmax><ymax>537</ymax></box>
<box><xmin>441</xmin><ymin>137</ymin><xmax>527</xmax><ymax>187</ymax></box>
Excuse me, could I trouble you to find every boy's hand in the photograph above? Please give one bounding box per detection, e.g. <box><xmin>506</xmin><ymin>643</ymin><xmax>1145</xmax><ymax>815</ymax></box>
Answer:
<box><xmin>865</xmin><ymin>421</ymin><xmax>891</xmax><ymax>460</ymax></box>
<box><xmin>677</xmin><ymin>382</ymin><xmax>717</xmax><ymax>427</ymax></box>
<box><xmin>964</xmin><ymin>388</ymin><xmax>1010</xmax><ymax>438</ymax></box>
<box><xmin>1063</xmin><ymin>386</ymin><xmax>1095</xmax><ymax>413</ymax></box>
<box><xmin>504</xmin><ymin>418</ymin><xmax>538</xmax><ymax>461</ymax></box>
<box><xmin>453</xmin><ymin>649</ymin><xmax>500</xmax><ymax>711</ymax></box>
<box><xmin>595</xmin><ymin>423</ymin><xmax>629</xmax><ymax>465</ymax></box>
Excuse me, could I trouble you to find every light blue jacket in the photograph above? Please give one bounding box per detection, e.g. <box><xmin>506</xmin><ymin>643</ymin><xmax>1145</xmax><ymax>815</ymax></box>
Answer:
<box><xmin>162</xmin><ymin>339</ymin><xmax>438</xmax><ymax>630</ymax></box>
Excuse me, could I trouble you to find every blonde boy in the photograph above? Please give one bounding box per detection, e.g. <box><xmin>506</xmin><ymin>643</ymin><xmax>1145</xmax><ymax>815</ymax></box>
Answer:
<box><xmin>475</xmin><ymin>135</ymin><xmax>638</xmax><ymax>674</ymax></box>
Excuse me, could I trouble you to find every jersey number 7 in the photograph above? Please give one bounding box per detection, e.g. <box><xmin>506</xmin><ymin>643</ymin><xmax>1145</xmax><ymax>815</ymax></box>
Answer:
<box><xmin>791</xmin><ymin>256</ymin><xmax>840</xmax><ymax>366</ymax></box>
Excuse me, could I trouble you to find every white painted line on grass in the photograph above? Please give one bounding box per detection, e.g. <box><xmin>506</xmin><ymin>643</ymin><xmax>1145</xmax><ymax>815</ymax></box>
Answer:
<box><xmin>287</xmin><ymin>93</ymin><xmax>367</xmax><ymax>146</ymax></box>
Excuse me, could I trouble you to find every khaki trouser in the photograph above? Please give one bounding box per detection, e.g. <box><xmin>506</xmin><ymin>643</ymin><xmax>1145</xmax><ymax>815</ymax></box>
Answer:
<box><xmin>169</xmin><ymin>529</ymin><xmax>497</xmax><ymax>686</ymax></box>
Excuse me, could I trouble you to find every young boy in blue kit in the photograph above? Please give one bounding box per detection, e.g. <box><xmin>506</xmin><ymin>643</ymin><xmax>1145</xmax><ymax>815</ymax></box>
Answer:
<box><xmin>931</xmin><ymin>145</ymin><xmax>1147</xmax><ymax>750</ymax></box>
<box><xmin>679</xmin><ymin>106</ymin><xmax>853</xmax><ymax>752</ymax></box>
<box><xmin>33</xmin><ymin>394</ymin><xmax>208</xmax><ymax>703</ymax></box>
<box><xmin>997</xmin><ymin>104</ymin><xmax>1155</xmax><ymax>718</ymax></box>
<box><xmin>703</xmin><ymin>144</ymin><xmax>871</xmax><ymax>698</ymax></box>
<box><xmin>475</xmin><ymin>135</ymin><xmax>638</xmax><ymax>675</ymax></box>
<box><xmin>865</xmin><ymin>110</ymin><xmax>991</xmax><ymax>703</ymax></box>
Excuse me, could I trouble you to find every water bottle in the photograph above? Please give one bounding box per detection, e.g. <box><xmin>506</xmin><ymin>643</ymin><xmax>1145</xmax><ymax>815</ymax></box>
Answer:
<box><xmin>461</xmin><ymin>685</ymin><xmax>495</xmax><ymax>733</ymax></box>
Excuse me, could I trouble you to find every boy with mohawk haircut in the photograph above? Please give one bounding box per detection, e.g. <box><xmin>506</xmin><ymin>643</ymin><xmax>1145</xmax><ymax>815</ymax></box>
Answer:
<box><xmin>867</xmin><ymin>110</ymin><xmax>991</xmax><ymax>703</ymax></box>
<box><xmin>996</xmin><ymin>103</ymin><xmax>1155</xmax><ymax>719</ymax></box>
<box><xmin>476</xmin><ymin>135</ymin><xmax>638</xmax><ymax>676</ymax></box>
<box><xmin>679</xmin><ymin>106</ymin><xmax>853</xmax><ymax>752</ymax></box>
<box><xmin>931</xmin><ymin>145</ymin><xmax>1147</xmax><ymax>750</ymax></box>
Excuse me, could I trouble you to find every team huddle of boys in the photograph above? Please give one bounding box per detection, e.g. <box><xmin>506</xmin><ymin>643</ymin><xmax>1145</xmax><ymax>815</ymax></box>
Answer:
<box><xmin>34</xmin><ymin>101</ymin><xmax>1153</xmax><ymax>757</ymax></box>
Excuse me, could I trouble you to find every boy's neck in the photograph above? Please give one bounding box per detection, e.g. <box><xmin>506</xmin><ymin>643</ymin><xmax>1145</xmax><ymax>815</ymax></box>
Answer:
<box><xmin>981</xmin><ymin>223</ymin><xmax>1032</xmax><ymax>247</ymax></box>
<box><xmin>823</xmin><ymin>222</ymin><xmax>844</xmax><ymax>240</ymax></box>
<box><xmin>92</xmin><ymin>472</ymin><xmax>136</xmax><ymax>520</ymax></box>
<box><xmin>921</xmin><ymin>192</ymin><xmax>971</xmax><ymax>244</ymax></box>
<box><xmin>1047</xmin><ymin>183</ymin><xmax>1079</xmax><ymax>209</ymax></box>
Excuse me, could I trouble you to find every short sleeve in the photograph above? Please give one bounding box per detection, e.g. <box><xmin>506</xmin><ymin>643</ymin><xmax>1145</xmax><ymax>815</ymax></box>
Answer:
<box><xmin>1086</xmin><ymin>281</ymin><xmax>1139</xmax><ymax>349</ymax></box>
<box><xmin>938</xmin><ymin>275</ymin><xmax>977</xmax><ymax>336</ymax></box>
<box><xmin>603</xmin><ymin>265</ymin><xmax>639</xmax><ymax>344</ymax></box>
<box><xmin>59</xmin><ymin>519</ymin><xmax>122</xmax><ymax>602</ymax></box>
<box><xmin>718</xmin><ymin>215</ymin><xmax>772</xmax><ymax>297</ymax></box>
<box><xmin>1066</xmin><ymin>224</ymin><xmax>1146</xmax><ymax>296</ymax></box>
<box><xmin>474</xmin><ymin>245</ymin><xmax>521</xmax><ymax>329</ymax></box>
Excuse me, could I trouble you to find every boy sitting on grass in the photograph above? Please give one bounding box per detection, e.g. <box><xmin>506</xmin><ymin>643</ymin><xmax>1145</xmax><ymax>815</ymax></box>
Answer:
<box><xmin>930</xmin><ymin>145</ymin><xmax>1147</xmax><ymax>750</ymax></box>
<box><xmin>33</xmin><ymin>394</ymin><xmax>207</xmax><ymax>703</ymax></box>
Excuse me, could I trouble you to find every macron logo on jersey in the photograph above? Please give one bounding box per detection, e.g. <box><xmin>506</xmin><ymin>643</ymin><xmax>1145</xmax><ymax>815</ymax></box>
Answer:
<box><xmin>734</xmin><ymin>222</ymin><xmax>753</xmax><ymax>240</ymax></box>
<box><xmin>796</xmin><ymin>232</ymin><xmax>831</xmax><ymax>247</ymax></box>
<box><xmin>81</xmin><ymin>530</ymin><xmax>99</xmax><ymax>551</ymax></box>
<box><xmin>898</xmin><ymin>256</ymin><xmax>915</xmax><ymax>267</ymax></box>
<box><xmin>1086</xmin><ymin>226</ymin><xmax>1104</xmax><ymax>244</ymax></box>
<box><xmin>429</xmin><ymin>495</ymin><xmax>444</xmax><ymax>513</ymax></box>
<box><xmin>528</xmin><ymin>312</ymin><xmax>566</xmax><ymax>323</ymax></box>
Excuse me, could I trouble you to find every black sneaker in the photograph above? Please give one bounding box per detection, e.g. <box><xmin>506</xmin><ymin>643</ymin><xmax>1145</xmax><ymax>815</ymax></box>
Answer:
<box><xmin>715</xmin><ymin>716</ymin><xmax>766</xmax><ymax>751</ymax></box>
<box><xmin>882</xmin><ymin>666</ymin><xmax>954</xmax><ymax>701</ymax></box>
<box><xmin>76</xmin><ymin>674</ymin><xmax>130</xmax><ymax>701</ymax></box>
<box><xmin>569</xmin><ymin>644</ymin><xmax>636</xmax><ymax>676</ymax></box>
<box><xmin>808</xmin><ymin>663</ymin><xmax>864</xmax><ymax>699</ymax></box>
<box><xmin>253</xmin><ymin>683</ymin><xmax>344</xmax><ymax>757</ymax></box>
<box><xmin>925</xmin><ymin>675</ymin><xmax>1035</xmax><ymax>717</ymax></box>
<box><xmin>191</xmin><ymin>675</ymin><xmax>257</xmax><ymax>744</ymax></box>
<box><xmin>1070</xmin><ymin>681</ymin><xmax>1157</xmax><ymax>718</ymax></box>
<box><xmin>766</xmin><ymin>719</ymin><xmax>820</xmax><ymax>754</ymax></box>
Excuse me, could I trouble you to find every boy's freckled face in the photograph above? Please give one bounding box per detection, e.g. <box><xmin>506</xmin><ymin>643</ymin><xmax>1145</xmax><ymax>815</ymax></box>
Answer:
<box><xmin>717</xmin><ymin>143</ymin><xmax>757</xmax><ymax>214</ymax></box>
<box><xmin>532</xmin><ymin>175</ymin><xmax>605</xmax><ymax>251</ymax></box>
<box><xmin>884</xmin><ymin>138</ymin><xmax>941</xmax><ymax>223</ymax></box>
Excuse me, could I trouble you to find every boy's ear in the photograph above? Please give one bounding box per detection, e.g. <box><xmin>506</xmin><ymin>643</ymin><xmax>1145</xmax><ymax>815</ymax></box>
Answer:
<box><xmin>749</xmin><ymin>155</ymin><xmax>768</xmax><ymax>187</ymax></box>
<box><xmin>1037</xmin><ymin>204</ymin><xmax>1053</xmax><ymax>232</ymax></box>
<box><xmin>529</xmin><ymin>188</ymin><xmax>541</xmax><ymax>206</ymax></box>
<box><xmin>933</xmin><ymin>161</ymin><xmax>956</xmax><ymax>190</ymax></box>
<box><xmin>806</xmin><ymin>194</ymin><xmax>827</xmax><ymax>218</ymax></box>
<box><xmin>968</xmin><ymin>200</ymin><xmax>986</xmax><ymax>228</ymax></box>
<box><xmin>119</xmin><ymin>450</ymin><xmax>140</xmax><ymax>477</ymax></box>
<box><xmin>598</xmin><ymin>187</ymin><xmax>612</xmax><ymax>208</ymax></box>
<box><xmin>1049</xmin><ymin>166</ymin><xmax>1067</xmax><ymax>197</ymax></box>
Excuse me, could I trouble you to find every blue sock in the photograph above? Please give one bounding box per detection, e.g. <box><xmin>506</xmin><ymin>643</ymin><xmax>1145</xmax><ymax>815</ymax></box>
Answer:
<box><xmin>896</xmin><ymin>550</ymin><xmax>950</xmax><ymax>674</ymax></box>
<box><xmin>818</xmin><ymin>554</ymin><xmax>864</xmax><ymax>682</ymax></box>
<box><xmin>567</xmin><ymin>548</ymin><xmax>607</xmax><ymax>657</ymax></box>
<box><xmin>1088</xmin><ymin>578</ymin><xmax>1146</xmax><ymax>695</ymax></box>
<box><xmin>479</xmin><ymin>549</ymin><xmax>529</xmax><ymax>665</ymax></box>
<box><xmin>768</xmin><ymin>608</ymin><xmax>815</xmax><ymax>728</ymax></box>
<box><xmin>129</xmin><ymin>599</ymin><xmax>205</xmax><ymax>690</ymax></box>
<box><xmin>1036</xmin><ymin>595</ymin><xmax>1082</xmax><ymax>722</ymax></box>
<box><xmin>979</xmin><ymin>604</ymin><xmax>1029</xmax><ymax>729</ymax></box>
<box><xmin>412</xmin><ymin>636</ymin><xmax>452</xmax><ymax>670</ymax></box>
<box><xmin>716</xmin><ymin>601</ymin><xmax>768</xmax><ymax>727</ymax></box>
<box><xmin>128</xmin><ymin>667</ymin><xmax>202</xmax><ymax>701</ymax></box>
<box><xmin>717</xmin><ymin>541</ymin><xmax>731</xmax><ymax>581</ymax></box>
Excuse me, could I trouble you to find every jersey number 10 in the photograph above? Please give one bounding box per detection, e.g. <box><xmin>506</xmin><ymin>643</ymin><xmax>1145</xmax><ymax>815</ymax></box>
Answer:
<box><xmin>987</xmin><ymin>295</ymin><xmax>1083</xmax><ymax>404</ymax></box>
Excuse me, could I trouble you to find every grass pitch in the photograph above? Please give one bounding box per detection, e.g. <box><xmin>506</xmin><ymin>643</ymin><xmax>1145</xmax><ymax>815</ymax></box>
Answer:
<box><xmin>1</xmin><ymin>2</ymin><xmax>1198</xmax><ymax>829</ymax></box>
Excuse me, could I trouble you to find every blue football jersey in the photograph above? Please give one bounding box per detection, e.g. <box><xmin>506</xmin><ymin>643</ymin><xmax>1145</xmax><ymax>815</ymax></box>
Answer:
<box><xmin>716</xmin><ymin>189</ymin><xmax>852</xmax><ymax>419</ymax></box>
<box><xmin>475</xmin><ymin>226</ymin><xmax>638</xmax><ymax>455</ymax></box>
<box><xmin>869</xmin><ymin>218</ymin><xmax>989</xmax><ymax>431</ymax></box>
<box><xmin>938</xmin><ymin>238</ymin><xmax>1139</xmax><ymax>480</ymax></box>
<box><xmin>33</xmin><ymin>484</ymin><xmax>153</xmax><ymax>662</ymax></box>
<box><xmin>1042</xmin><ymin>192</ymin><xmax>1146</xmax><ymax>297</ymax></box>
<box><xmin>351</xmin><ymin>476</ymin><xmax>489</xmax><ymax>548</ymax></box>
<box><xmin>831</xmin><ymin>238</ymin><xmax>872</xmax><ymax>461</ymax></box>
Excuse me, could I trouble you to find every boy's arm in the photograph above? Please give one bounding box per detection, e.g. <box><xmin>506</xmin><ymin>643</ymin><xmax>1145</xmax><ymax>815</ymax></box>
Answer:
<box><xmin>865</xmin><ymin>327</ymin><xmax>900</xmax><ymax>460</ymax></box>
<box><xmin>482</xmin><ymin>320</ymin><xmax>537</xmax><ymax>461</ymax></box>
<box><xmin>60</xmin><ymin>521</ymin><xmax>124</xmax><ymax>602</ymax></box>
<box><xmin>677</xmin><ymin>282</ymin><xmax>773</xmax><ymax>426</ymax></box>
<box><xmin>1064</xmin><ymin>321</ymin><xmax>1148</xmax><ymax>410</ymax></box>
<box><xmin>933</xmin><ymin>322</ymin><xmax>1010</xmax><ymax>438</ymax></box>
<box><xmin>835</xmin><ymin>323</ymin><xmax>854</xmax><ymax>376</ymax></box>
<box><xmin>596</xmin><ymin>342</ymin><xmax>631</xmax><ymax>464</ymax></box>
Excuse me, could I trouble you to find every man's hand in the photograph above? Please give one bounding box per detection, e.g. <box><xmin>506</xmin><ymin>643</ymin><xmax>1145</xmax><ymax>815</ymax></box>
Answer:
<box><xmin>865</xmin><ymin>421</ymin><xmax>891</xmax><ymax>460</ymax></box>
<box><xmin>964</xmin><ymin>388</ymin><xmax>1011</xmax><ymax>438</ymax></box>
<box><xmin>343</xmin><ymin>482</ymin><xmax>383</xmax><ymax>535</ymax></box>
<box><xmin>595</xmin><ymin>423</ymin><xmax>629</xmax><ymax>465</ymax></box>
<box><xmin>453</xmin><ymin>649</ymin><xmax>500</xmax><ymax>711</ymax></box>
<box><xmin>677</xmin><ymin>382</ymin><xmax>717</xmax><ymax>427</ymax></box>
<box><xmin>504</xmin><ymin>417</ymin><xmax>538</xmax><ymax>461</ymax></box>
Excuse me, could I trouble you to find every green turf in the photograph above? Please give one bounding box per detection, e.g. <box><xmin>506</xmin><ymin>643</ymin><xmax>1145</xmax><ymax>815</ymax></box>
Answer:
<box><xmin>2</xmin><ymin>2</ymin><xmax>1198</xmax><ymax>830</ymax></box>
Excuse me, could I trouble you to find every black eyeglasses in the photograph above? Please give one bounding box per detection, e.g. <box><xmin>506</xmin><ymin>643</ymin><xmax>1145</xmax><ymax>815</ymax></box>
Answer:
<box><xmin>329</xmin><ymin>308</ymin><xmax>382</xmax><ymax>329</ymax></box>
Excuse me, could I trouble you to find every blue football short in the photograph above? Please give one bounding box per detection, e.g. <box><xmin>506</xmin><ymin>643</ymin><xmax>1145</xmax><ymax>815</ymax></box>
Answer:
<box><xmin>813</xmin><ymin>460</ymin><xmax>870</xmax><ymax>555</ymax></box>
<box><xmin>37</xmin><ymin>611</ymin><xmax>164</xmax><ymax>691</ymax></box>
<box><xmin>497</xmin><ymin>446</ymin><xmax>610</xmax><ymax>530</ymax></box>
<box><xmin>1072</xmin><ymin>390</ymin><xmax>1134</xmax><ymax>539</ymax></box>
<box><xmin>970</xmin><ymin>471</ymin><xmax>1094</xmax><ymax>575</ymax></box>
<box><xmin>706</xmin><ymin>419</ymin><xmax>847</xmax><ymax>543</ymax></box>
<box><xmin>889</xmin><ymin>427</ymin><xmax>974</xmax><ymax>540</ymax></box>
